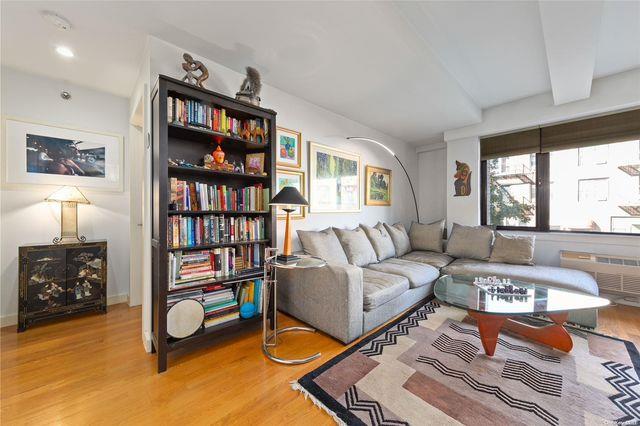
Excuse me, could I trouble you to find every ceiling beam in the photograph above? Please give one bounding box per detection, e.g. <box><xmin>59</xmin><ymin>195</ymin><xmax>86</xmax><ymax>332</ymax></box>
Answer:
<box><xmin>538</xmin><ymin>0</ymin><xmax>603</xmax><ymax>105</ymax></box>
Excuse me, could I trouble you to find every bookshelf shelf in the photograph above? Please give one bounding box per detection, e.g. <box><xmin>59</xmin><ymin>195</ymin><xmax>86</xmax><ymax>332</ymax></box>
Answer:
<box><xmin>168</xmin><ymin>165</ymin><xmax>269</xmax><ymax>180</ymax></box>
<box><xmin>168</xmin><ymin>239</ymin><xmax>270</xmax><ymax>252</ymax></box>
<box><xmin>168</xmin><ymin>210</ymin><xmax>269</xmax><ymax>216</ymax></box>
<box><xmin>152</xmin><ymin>75</ymin><xmax>276</xmax><ymax>372</ymax></box>
<box><xmin>167</xmin><ymin>315</ymin><xmax>262</xmax><ymax>350</ymax></box>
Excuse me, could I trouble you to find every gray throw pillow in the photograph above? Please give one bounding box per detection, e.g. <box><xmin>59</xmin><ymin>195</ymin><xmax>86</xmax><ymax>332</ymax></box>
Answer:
<box><xmin>297</xmin><ymin>227</ymin><xmax>349</xmax><ymax>264</ymax></box>
<box><xmin>333</xmin><ymin>227</ymin><xmax>378</xmax><ymax>267</ymax></box>
<box><xmin>445</xmin><ymin>223</ymin><xmax>494</xmax><ymax>260</ymax></box>
<box><xmin>360</xmin><ymin>222</ymin><xmax>396</xmax><ymax>261</ymax></box>
<box><xmin>383</xmin><ymin>223</ymin><xmax>411</xmax><ymax>257</ymax></box>
<box><xmin>489</xmin><ymin>233</ymin><xmax>535</xmax><ymax>265</ymax></box>
<box><xmin>409</xmin><ymin>219</ymin><xmax>445</xmax><ymax>253</ymax></box>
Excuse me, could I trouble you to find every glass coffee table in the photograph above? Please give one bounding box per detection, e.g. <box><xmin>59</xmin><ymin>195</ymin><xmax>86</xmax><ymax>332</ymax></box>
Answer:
<box><xmin>434</xmin><ymin>275</ymin><xmax>610</xmax><ymax>356</ymax></box>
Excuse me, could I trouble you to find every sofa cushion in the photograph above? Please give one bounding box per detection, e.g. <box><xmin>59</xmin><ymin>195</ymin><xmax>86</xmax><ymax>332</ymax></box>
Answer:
<box><xmin>383</xmin><ymin>223</ymin><xmax>411</xmax><ymax>257</ymax></box>
<box><xmin>489</xmin><ymin>233</ymin><xmax>535</xmax><ymax>265</ymax></box>
<box><xmin>401</xmin><ymin>251</ymin><xmax>454</xmax><ymax>269</ymax></box>
<box><xmin>334</xmin><ymin>227</ymin><xmax>378</xmax><ymax>267</ymax></box>
<box><xmin>365</xmin><ymin>258</ymin><xmax>439</xmax><ymax>289</ymax></box>
<box><xmin>446</xmin><ymin>223</ymin><xmax>494</xmax><ymax>260</ymax></box>
<box><xmin>297</xmin><ymin>227</ymin><xmax>349</xmax><ymax>265</ymax></box>
<box><xmin>409</xmin><ymin>220</ymin><xmax>445</xmax><ymax>253</ymax></box>
<box><xmin>362</xmin><ymin>269</ymin><xmax>410</xmax><ymax>311</ymax></box>
<box><xmin>361</xmin><ymin>222</ymin><xmax>396</xmax><ymax>261</ymax></box>
<box><xmin>441</xmin><ymin>258</ymin><xmax>599</xmax><ymax>296</ymax></box>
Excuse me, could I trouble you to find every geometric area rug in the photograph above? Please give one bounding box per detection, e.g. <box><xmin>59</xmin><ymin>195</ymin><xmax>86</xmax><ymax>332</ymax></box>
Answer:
<box><xmin>292</xmin><ymin>299</ymin><xmax>640</xmax><ymax>426</ymax></box>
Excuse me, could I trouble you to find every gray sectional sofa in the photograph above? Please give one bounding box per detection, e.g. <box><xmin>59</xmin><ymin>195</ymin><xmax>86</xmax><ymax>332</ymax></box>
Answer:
<box><xmin>277</xmin><ymin>222</ymin><xmax>600</xmax><ymax>344</ymax></box>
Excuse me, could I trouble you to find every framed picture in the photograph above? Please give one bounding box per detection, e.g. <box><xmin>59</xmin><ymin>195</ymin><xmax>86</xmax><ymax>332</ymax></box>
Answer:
<box><xmin>276</xmin><ymin>169</ymin><xmax>306</xmax><ymax>219</ymax></box>
<box><xmin>3</xmin><ymin>117</ymin><xmax>124</xmax><ymax>191</ymax></box>
<box><xmin>245</xmin><ymin>153</ymin><xmax>265</xmax><ymax>174</ymax></box>
<box><xmin>276</xmin><ymin>127</ymin><xmax>301</xmax><ymax>168</ymax></box>
<box><xmin>309</xmin><ymin>142</ymin><xmax>361</xmax><ymax>213</ymax></box>
<box><xmin>365</xmin><ymin>166</ymin><xmax>392</xmax><ymax>206</ymax></box>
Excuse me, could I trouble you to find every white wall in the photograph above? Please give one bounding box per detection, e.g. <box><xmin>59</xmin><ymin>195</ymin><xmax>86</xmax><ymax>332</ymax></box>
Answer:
<box><xmin>148</xmin><ymin>37</ymin><xmax>418</xmax><ymax>252</ymax></box>
<box><xmin>416</xmin><ymin>144</ymin><xmax>446</xmax><ymax>224</ymax></box>
<box><xmin>436</xmin><ymin>68</ymin><xmax>640</xmax><ymax>266</ymax></box>
<box><xmin>0</xmin><ymin>67</ymin><xmax>131</xmax><ymax>325</ymax></box>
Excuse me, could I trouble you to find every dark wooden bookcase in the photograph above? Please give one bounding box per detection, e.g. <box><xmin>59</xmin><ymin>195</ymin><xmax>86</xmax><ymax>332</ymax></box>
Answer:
<box><xmin>151</xmin><ymin>75</ymin><xmax>277</xmax><ymax>372</ymax></box>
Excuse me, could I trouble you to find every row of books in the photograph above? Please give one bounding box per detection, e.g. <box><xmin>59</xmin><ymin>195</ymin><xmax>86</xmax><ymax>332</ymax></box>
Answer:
<box><xmin>203</xmin><ymin>285</ymin><xmax>239</xmax><ymax>328</ymax></box>
<box><xmin>236</xmin><ymin>280</ymin><xmax>263</xmax><ymax>314</ymax></box>
<box><xmin>168</xmin><ymin>245</ymin><xmax>263</xmax><ymax>290</ymax></box>
<box><xmin>168</xmin><ymin>215</ymin><xmax>265</xmax><ymax>248</ymax></box>
<box><xmin>170</xmin><ymin>178</ymin><xmax>270</xmax><ymax>212</ymax></box>
<box><xmin>167</xmin><ymin>96</ymin><xmax>269</xmax><ymax>143</ymax></box>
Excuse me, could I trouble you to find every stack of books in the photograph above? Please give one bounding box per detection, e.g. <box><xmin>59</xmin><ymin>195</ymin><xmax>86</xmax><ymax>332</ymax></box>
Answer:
<box><xmin>203</xmin><ymin>285</ymin><xmax>239</xmax><ymax>328</ymax></box>
<box><xmin>167</xmin><ymin>96</ymin><xmax>269</xmax><ymax>143</ymax></box>
<box><xmin>167</xmin><ymin>288</ymin><xmax>203</xmax><ymax>309</ymax></box>
<box><xmin>168</xmin><ymin>244</ymin><xmax>263</xmax><ymax>290</ymax></box>
<box><xmin>168</xmin><ymin>215</ymin><xmax>265</xmax><ymax>248</ymax></box>
<box><xmin>170</xmin><ymin>178</ymin><xmax>270</xmax><ymax>212</ymax></box>
<box><xmin>236</xmin><ymin>280</ymin><xmax>264</xmax><ymax>315</ymax></box>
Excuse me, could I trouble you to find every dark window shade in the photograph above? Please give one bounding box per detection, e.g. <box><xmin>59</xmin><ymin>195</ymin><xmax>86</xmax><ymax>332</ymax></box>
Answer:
<box><xmin>480</xmin><ymin>128</ymin><xmax>540</xmax><ymax>160</ymax></box>
<box><xmin>540</xmin><ymin>109</ymin><xmax>640</xmax><ymax>152</ymax></box>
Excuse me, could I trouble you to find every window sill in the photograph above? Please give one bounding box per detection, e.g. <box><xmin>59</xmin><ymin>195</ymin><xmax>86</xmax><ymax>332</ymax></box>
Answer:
<box><xmin>500</xmin><ymin>229</ymin><xmax>639</xmax><ymax>247</ymax></box>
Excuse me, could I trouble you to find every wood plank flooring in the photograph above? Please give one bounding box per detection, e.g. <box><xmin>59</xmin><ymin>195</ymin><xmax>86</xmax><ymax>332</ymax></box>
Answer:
<box><xmin>2</xmin><ymin>302</ymin><xmax>638</xmax><ymax>425</ymax></box>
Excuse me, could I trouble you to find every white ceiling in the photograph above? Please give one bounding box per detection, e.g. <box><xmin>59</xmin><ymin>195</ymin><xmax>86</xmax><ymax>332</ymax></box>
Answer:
<box><xmin>1</xmin><ymin>1</ymin><xmax>639</xmax><ymax>145</ymax></box>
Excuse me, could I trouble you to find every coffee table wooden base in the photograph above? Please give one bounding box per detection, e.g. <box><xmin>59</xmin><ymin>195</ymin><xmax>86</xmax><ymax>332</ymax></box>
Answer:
<box><xmin>468</xmin><ymin>311</ymin><xmax>573</xmax><ymax>356</ymax></box>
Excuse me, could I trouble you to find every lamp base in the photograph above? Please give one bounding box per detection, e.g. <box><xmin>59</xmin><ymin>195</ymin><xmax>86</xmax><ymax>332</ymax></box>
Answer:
<box><xmin>276</xmin><ymin>254</ymin><xmax>300</xmax><ymax>264</ymax></box>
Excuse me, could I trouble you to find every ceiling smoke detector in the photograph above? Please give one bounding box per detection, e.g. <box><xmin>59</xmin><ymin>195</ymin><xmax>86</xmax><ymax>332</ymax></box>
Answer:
<box><xmin>41</xmin><ymin>11</ymin><xmax>72</xmax><ymax>31</ymax></box>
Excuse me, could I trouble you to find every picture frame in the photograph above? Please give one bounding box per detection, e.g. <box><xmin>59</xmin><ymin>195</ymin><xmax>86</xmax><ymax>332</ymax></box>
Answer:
<box><xmin>276</xmin><ymin>127</ymin><xmax>302</xmax><ymax>169</ymax></box>
<box><xmin>365</xmin><ymin>165</ymin><xmax>392</xmax><ymax>206</ymax></box>
<box><xmin>245</xmin><ymin>152</ymin><xmax>265</xmax><ymax>174</ymax></box>
<box><xmin>3</xmin><ymin>117</ymin><xmax>124</xmax><ymax>191</ymax></box>
<box><xmin>309</xmin><ymin>142</ymin><xmax>361</xmax><ymax>213</ymax></box>
<box><xmin>276</xmin><ymin>168</ymin><xmax>306</xmax><ymax>219</ymax></box>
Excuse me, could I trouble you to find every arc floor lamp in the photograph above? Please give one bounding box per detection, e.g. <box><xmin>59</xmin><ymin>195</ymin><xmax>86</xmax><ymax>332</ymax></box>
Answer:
<box><xmin>346</xmin><ymin>137</ymin><xmax>419</xmax><ymax>223</ymax></box>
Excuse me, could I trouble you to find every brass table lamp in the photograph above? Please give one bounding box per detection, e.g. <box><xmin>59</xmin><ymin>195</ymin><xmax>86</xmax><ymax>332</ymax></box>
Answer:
<box><xmin>269</xmin><ymin>186</ymin><xmax>308</xmax><ymax>263</ymax></box>
<box><xmin>46</xmin><ymin>186</ymin><xmax>90</xmax><ymax>244</ymax></box>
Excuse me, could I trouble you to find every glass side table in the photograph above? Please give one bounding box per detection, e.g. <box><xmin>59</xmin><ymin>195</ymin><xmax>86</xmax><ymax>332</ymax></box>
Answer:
<box><xmin>262</xmin><ymin>247</ymin><xmax>326</xmax><ymax>364</ymax></box>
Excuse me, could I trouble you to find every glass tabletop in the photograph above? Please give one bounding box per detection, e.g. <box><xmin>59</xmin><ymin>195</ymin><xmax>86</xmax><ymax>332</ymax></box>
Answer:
<box><xmin>267</xmin><ymin>255</ymin><xmax>327</xmax><ymax>269</ymax></box>
<box><xmin>434</xmin><ymin>275</ymin><xmax>610</xmax><ymax>315</ymax></box>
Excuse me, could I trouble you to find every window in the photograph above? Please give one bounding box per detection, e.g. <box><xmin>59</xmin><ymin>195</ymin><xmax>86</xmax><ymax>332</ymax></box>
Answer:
<box><xmin>486</xmin><ymin>154</ymin><xmax>536</xmax><ymax>227</ymax></box>
<box><xmin>481</xmin><ymin>109</ymin><xmax>640</xmax><ymax>235</ymax></box>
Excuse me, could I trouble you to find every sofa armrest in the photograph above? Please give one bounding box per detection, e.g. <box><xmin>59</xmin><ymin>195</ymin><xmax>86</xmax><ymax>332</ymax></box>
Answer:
<box><xmin>276</xmin><ymin>263</ymin><xmax>364</xmax><ymax>344</ymax></box>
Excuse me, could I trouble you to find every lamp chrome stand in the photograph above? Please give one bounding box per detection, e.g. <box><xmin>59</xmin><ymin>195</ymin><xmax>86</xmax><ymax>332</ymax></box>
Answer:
<box><xmin>53</xmin><ymin>201</ymin><xmax>87</xmax><ymax>244</ymax></box>
<box><xmin>262</xmin><ymin>247</ymin><xmax>322</xmax><ymax>364</ymax></box>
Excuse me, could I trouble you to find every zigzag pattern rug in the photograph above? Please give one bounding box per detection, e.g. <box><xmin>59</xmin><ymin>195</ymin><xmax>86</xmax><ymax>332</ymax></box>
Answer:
<box><xmin>292</xmin><ymin>299</ymin><xmax>640</xmax><ymax>425</ymax></box>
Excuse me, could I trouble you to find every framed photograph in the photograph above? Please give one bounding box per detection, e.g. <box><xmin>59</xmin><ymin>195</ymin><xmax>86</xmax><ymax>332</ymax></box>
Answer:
<box><xmin>3</xmin><ymin>117</ymin><xmax>123</xmax><ymax>191</ymax></box>
<box><xmin>276</xmin><ymin>169</ymin><xmax>306</xmax><ymax>219</ymax></box>
<box><xmin>245</xmin><ymin>153</ymin><xmax>265</xmax><ymax>174</ymax></box>
<box><xmin>365</xmin><ymin>165</ymin><xmax>392</xmax><ymax>206</ymax></box>
<box><xmin>276</xmin><ymin>127</ymin><xmax>302</xmax><ymax>168</ymax></box>
<box><xmin>309</xmin><ymin>142</ymin><xmax>360</xmax><ymax>213</ymax></box>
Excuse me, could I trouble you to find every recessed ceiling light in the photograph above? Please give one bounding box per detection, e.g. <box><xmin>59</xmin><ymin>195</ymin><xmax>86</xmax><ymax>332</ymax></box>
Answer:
<box><xmin>55</xmin><ymin>46</ymin><xmax>74</xmax><ymax>58</ymax></box>
<box><xmin>41</xmin><ymin>11</ymin><xmax>72</xmax><ymax>31</ymax></box>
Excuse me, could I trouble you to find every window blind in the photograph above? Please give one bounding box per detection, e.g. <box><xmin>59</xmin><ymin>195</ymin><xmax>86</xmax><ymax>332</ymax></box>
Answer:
<box><xmin>540</xmin><ymin>109</ymin><xmax>640</xmax><ymax>152</ymax></box>
<box><xmin>480</xmin><ymin>128</ymin><xmax>540</xmax><ymax>160</ymax></box>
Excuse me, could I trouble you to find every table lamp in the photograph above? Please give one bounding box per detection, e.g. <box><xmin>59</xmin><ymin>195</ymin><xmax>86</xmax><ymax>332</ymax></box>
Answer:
<box><xmin>269</xmin><ymin>186</ymin><xmax>308</xmax><ymax>262</ymax></box>
<box><xmin>45</xmin><ymin>186</ymin><xmax>90</xmax><ymax>244</ymax></box>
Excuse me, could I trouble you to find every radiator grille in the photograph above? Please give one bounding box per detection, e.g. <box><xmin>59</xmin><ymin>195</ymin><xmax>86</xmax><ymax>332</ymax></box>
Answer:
<box><xmin>623</xmin><ymin>275</ymin><xmax>640</xmax><ymax>295</ymax></box>
<box><xmin>596</xmin><ymin>272</ymin><xmax>623</xmax><ymax>292</ymax></box>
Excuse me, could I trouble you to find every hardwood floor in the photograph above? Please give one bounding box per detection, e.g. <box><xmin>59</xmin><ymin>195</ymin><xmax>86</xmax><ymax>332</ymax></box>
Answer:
<box><xmin>2</xmin><ymin>303</ymin><xmax>639</xmax><ymax>425</ymax></box>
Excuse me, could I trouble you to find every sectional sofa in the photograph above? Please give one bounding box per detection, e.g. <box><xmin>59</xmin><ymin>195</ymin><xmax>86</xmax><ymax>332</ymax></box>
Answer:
<box><xmin>277</xmin><ymin>221</ymin><xmax>600</xmax><ymax>344</ymax></box>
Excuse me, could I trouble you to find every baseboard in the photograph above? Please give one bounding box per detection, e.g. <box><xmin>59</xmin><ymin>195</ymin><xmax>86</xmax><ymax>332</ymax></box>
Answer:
<box><xmin>0</xmin><ymin>293</ymin><xmax>129</xmax><ymax>328</ymax></box>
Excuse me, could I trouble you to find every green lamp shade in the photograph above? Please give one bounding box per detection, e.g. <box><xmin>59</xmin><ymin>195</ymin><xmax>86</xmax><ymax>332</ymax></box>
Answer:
<box><xmin>269</xmin><ymin>186</ymin><xmax>308</xmax><ymax>207</ymax></box>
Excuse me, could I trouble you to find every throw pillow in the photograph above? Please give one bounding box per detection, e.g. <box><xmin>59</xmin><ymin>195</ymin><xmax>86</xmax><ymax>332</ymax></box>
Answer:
<box><xmin>489</xmin><ymin>233</ymin><xmax>535</xmax><ymax>265</ymax></box>
<box><xmin>297</xmin><ymin>228</ymin><xmax>349</xmax><ymax>264</ymax></box>
<box><xmin>409</xmin><ymin>219</ymin><xmax>445</xmax><ymax>253</ymax></box>
<box><xmin>360</xmin><ymin>222</ymin><xmax>396</xmax><ymax>261</ymax></box>
<box><xmin>333</xmin><ymin>227</ymin><xmax>378</xmax><ymax>266</ymax></box>
<box><xmin>445</xmin><ymin>223</ymin><xmax>494</xmax><ymax>260</ymax></box>
<box><xmin>383</xmin><ymin>223</ymin><xmax>411</xmax><ymax>257</ymax></box>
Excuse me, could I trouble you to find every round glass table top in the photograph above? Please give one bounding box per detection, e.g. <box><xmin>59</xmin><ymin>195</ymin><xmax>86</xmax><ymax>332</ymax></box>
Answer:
<box><xmin>267</xmin><ymin>255</ymin><xmax>327</xmax><ymax>269</ymax></box>
<box><xmin>434</xmin><ymin>275</ymin><xmax>610</xmax><ymax>315</ymax></box>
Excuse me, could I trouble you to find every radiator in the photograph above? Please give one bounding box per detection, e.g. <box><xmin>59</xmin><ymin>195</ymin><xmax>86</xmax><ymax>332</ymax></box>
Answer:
<box><xmin>560</xmin><ymin>250</ymin><xmax>640</xmax><ymax>295</ymax></box>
